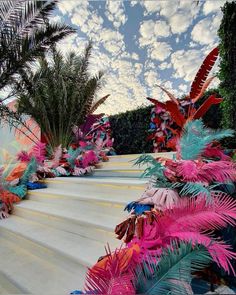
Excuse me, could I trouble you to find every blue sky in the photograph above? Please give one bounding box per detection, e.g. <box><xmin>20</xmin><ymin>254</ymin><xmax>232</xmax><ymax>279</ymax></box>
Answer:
<box><xmin>51</xmin><ymin>0</ymin><xmax>227</xmax><ymax>115</ymax></box>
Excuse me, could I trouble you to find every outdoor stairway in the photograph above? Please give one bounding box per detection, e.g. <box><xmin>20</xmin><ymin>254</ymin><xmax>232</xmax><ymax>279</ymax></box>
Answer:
<box><xmin>0</xmin><ymin>152</ymin><xmax>174</xmax><ymax>294</ymax></box>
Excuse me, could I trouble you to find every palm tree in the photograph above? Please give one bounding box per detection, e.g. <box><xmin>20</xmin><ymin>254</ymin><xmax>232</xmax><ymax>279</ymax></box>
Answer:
<box><xmin>0</xmin><ymin>0</ymin><xmax>75</xmax><ymax>91</ymax></box>
<box><xmin>14</xmin><ymin>43</ymin><xmax>105</xmax><ymax>149</ymax></box>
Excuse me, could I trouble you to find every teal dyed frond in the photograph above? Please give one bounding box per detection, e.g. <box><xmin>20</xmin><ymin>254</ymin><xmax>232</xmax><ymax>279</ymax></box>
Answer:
<box><xmin>7</xmin><ymin>185</ymin><xmax>27</xmax><ymax>199</ymax></box>
<box><xmin>142</xmin><ymin>162</ymin><xmax>165</xmax><ymax>179</ymax></box>
<box><xmin>172</xmin><ymin>182</ymin><xmax>219</xmax><ymax>202</ymax></box>
<box><xmin>180</xmin><ymin>120</ymin><xmax>234</xmax><ymax>160</ymax></box>
<box><xmin>135</xmin><ymin>242</ymin><xmax>211</xmax><ymax>295</ymax></box>
<box><xmin>67</xmin><ymin>147</ymin><xmax>81</xmax><ymax>167</ymax></box>
<box><xmin>133</xmin><ymin>154</ymin><xmax>157</xmax><ymax>167</ymax></box>
<box><xmin>20</xmin><ymin>157</ymin><xmax>37</xmax><ymax>185</ymax></box>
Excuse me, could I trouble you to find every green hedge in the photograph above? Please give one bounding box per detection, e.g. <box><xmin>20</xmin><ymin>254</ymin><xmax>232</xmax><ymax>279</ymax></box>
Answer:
<box><xmin>109</xmin><ymin>106</ymin><xmax>153</xmax><ymax>155</ymax></box>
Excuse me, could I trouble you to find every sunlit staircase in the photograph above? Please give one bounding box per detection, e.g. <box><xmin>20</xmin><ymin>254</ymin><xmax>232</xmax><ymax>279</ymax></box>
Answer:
<box><xmin>0</xmin><ymin>152</ymin><xmax>174</xmax><ymax>294</ymax></box>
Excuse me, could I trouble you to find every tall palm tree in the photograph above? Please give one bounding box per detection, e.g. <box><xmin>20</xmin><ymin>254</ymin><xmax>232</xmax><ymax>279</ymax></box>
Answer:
<box><xmin>14</xmin><ymin>43</ymin><xmax>105</xmax><ymax>149</ymax></box>
<box><xmin>0</xmin><ymin>0</ymin><xmax>75</xmax><ymax>91</ymax></box>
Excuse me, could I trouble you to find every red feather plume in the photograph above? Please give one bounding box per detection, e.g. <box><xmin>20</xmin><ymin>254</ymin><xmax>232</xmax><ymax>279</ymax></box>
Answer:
<box><xmin>190</xmin><ymin>47</ymin><xmax>219</xmax><ymax>100</ymax></box>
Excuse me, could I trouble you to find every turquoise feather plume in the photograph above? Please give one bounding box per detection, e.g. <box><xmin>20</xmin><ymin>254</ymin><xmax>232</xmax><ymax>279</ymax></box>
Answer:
<box><xmin>20</xmin><ymin>157</ymin><xmax>37</xmax><ymax>185</ymax></box>
<box><xmin>67</xmin><ymin>147</ymin><xmax>81</xmax><ymax>168</ymax></box>
<box><xmin>135</xmin><ymin>242</ymin><xmax>211</xmax><ymax>295</ymax></box>
<box><xmin>7</xmin><ymin>184</ymin><xmax>27</xmax><ymax>199</ymax></box>
<box><xmin>180</xmin><ymin>120</ymin><xmax>234</xmax><ymax>160</ymax></box>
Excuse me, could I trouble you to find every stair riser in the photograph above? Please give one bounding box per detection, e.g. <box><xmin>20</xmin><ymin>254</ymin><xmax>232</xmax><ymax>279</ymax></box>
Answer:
<box><xmin>0</xmin><ymin>233</ymin><xmax>87</xmax><ymax>293</ymax></box>
<box><xmin>27</xmin><ymin>192</ymin><xmax>127</xmax><ymax>215</ymax></box>
<box><xmin>94</xmin><ymin>170</ymin><xmax>143</xmax><ymax>178</ymax></box>
<box><xmin>108</xmin><ymin>152</ymin><xmax>175</xmax><ymax>163</ymax></box>
<box><xmin>14</xmin><ymin>206</ymin><xmax>122</xmax><ymax>247</ymax></box>
<box><xmin>0</xmin><ymin>271</ymin><xmax>26</xmax><ymax>294</ymax></box>
<box><xmin>44</xmin><ymin>181</ymin><xmax>145</xmax><ymax>200</ymax></box>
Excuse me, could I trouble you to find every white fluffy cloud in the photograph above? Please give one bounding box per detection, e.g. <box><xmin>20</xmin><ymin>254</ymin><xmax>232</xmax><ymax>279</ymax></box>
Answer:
<box><xmin>203</xmin><ymin>0</ymin><xmax>225</xmax><ymax>15</ymax></box>
<box><xmin>105</xmin><ymin>1</ymin><xmax>127</xmax><ymax>28</ymax></box>
<box><xmin>139</xmin><ymin>20</ymin><xmax>171</xmax><ymax>46</ymax></box>
<box><xmin>171</xmin><ymin>49</ymin><xmax>203</xmax><ymax>82</ymax></box>
<box><xmin>148</xmin><ymin>42</ymin><xmax>172</xmax><ymax>61</ymax></box>
<box><xmin>191</xmin><ymin>15</ymin><xmax>221</xmax><ymax>46</ymax></box>
<box><xmin>169</xmin><ymin>13</ymin><xmax>192</xmax><ymax>34</ymax></box>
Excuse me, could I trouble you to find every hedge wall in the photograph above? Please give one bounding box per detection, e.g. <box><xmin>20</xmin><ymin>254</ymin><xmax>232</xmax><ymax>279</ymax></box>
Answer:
<box><xmin>109</xmin><ymin>106</ymin><xmax>153</xmax><ymax>155</ymax></box>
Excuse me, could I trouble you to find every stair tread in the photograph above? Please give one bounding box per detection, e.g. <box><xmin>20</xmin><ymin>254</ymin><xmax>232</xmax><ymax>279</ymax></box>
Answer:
<box><xmin>15</xmin><ymin>200</ymin><xmax>125</xmax><ymax>230</ymax></box>
<box><xmin>27</xmin><ymin>186</ymin><xmax>140</xmax><ymax>205</ymax></box>
<box><xmin>0</xmin><ymin>215</ymin><xmax>107</xmax><ymax>267</ymax></box>
<box><xmin>45</xmin><ymin>176</ymin><xmax>147</xmax><ymax>185</ymax></box>
<box><xmin>0</xmin><ymin>237</ymin><xmax>85</xmax><ymax>293</ymax></box>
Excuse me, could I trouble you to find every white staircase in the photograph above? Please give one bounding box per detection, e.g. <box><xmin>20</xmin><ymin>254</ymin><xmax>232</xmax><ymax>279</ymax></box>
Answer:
<box><xmin>0</xmin><ymin>152</ymin><xmax>173</xmax><ymax>294</ymax></box>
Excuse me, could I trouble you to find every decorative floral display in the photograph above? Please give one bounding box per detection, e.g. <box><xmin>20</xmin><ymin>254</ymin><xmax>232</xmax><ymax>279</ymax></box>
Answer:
<box><xmin>73</xmin><ymin>119</ymin><xmax>236</xmax><ymax>294</ymax></box>
<box><xmin>148</xmin><ymin>48</ymin><xmax>221</xmax><ymax>152</ymax></box>
<box><xmin>0</xmin><ymin>115</ymin><xmax>115</xmax><ymax>220</ymax></box>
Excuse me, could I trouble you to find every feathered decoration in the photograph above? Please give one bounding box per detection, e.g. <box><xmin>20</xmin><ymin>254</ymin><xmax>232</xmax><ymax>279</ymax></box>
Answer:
<box><xmin>16</xmin><ymin>151</ymin><xmax>31</xmax><ymax>163</ymax></box>
<box><xmin>27</xmin><ymin>182</ymin><xmax>47</xmax><ymax>190</ymax></box>
<box><xmin>31</xmin><ymin>142</ymin><xmax>46</xmax><ymax>164</ymax></box>
<box><xmin>127</xmin><ymin>196</ymin><xmax>236</xmax><ymax>274</ymax></box>
<box><xmin>0</xmin><ymin>190</ymin><xmax>21</xmax><ymax>204</ymax></box>
<box><xmin>5</xmin><ymin>162</ymin><xmax>28</xmax><ymax>182</ymax></box>
<box><xmin>7</xmin><ymin>184</ymin><xmax>27</xmax><ymax>199</ymax></box>
<box><xmin>190</xmin><ymin>47</ymin><xmax>219</xmax><ymax>101</ymax></box>
<box><xmin>192</xmin><ymin>76</ymin><xmax>216</xmax><ymax>103</ymax></box>
<box><xmin>67</xmin><ymin>147</ymin><xmax>82</xmax><ymax>168</ymax></box>
<box><xmin>50</xmin><ymin>145</ymin><xmax>62</xmax><ymax>168</ymax></box>
<box><xmin>176</xmin><ymin>160</ymin><xmax>236</xmax><ymax>183</ymax></box>
<box><xmin>20</xmin><ymin>157</ymin><xmax>38</xmax><ymax>185</ymax></box>
<box><xmin>180</xmin><ymin>120</ymin><xmax>234</xmax><ymax>160</ymax></box>
<box><xmin>90</xmin><ymin>94</ymin><xmax>110</xmax><ymax>114</ymax></box>
<box><xmin>124</xmin><ymin>202</ymin><xmax>153</xmax><ymax>215</ymax></box>
<box><xmin>135</xmin><ymin>242</ymin><xmax>211</xmax><ymax>295</ymax></box>
<box><xmin>0</xmin><ymin>202</ymin><xmax>11</xmax><ymax>219</ymax></box>
<box><xmin>192</xmin><ymin>95</ymin><xmax>223</xmax><ymax>120</ymax></box>
<box><xmin>81</xmin><ymin>246</ymin><xmax>137</xmax><ymax>295</ymax></box>
<box><xmin>81</xmin><ymin>150</ymin><xmax>99</xmax><ymax>168</ymax></box>
<box><xmin>137</xmin><ymin>187</ymin><xmax>181</xmax><ymax>210</ymax></box>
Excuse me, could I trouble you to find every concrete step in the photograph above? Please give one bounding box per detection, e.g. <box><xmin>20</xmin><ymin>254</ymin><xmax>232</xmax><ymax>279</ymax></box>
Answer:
<box><xmin>0</xmin><ymin>235</ymin><xmax>85</xmax><ymax>294</ymax></box>
<box><xmin>0</xmin><ymin>215</ymin><xmax>109</xmax><ymax>269</ymax></box>
<box><xmin>14</xmin><ymin>199</ymin><xmax>124</xmax><ymax>245</ymax></box>
<box><xmin>43</xmin><ymin>176</ymin><xmax>147</xmax><ymax>199</ymax></box>
<box><xmin>108</xmin><ymin>152</ymin><xmax>175</xmax><ymax>163</ymax></box>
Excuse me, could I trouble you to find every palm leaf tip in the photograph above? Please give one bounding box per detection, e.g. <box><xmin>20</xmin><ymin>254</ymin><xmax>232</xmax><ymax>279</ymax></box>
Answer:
<box><xmin>180</xmin><ymin>119</ymin><xmax>234</xmax><ymax>160</ymax></box>
<box><xmin>135</xmin><ymin>242</ymin><xmax>211</xmax><ymax>295</ymax></box>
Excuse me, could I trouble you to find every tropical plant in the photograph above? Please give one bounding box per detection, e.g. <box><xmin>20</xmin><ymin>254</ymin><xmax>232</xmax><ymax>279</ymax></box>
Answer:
<box><xmin>0</xmin><ymin>0</ymin><xmax>74</xmax><ymax>91</ymax></box>
<box><xmin>135</xmin><ymin>242</ymin><xmax>211</xmax><ymax>295</ymax></box>
<box><xmin>14</xmin><ymin>43</ymin><xmax>105</xmax><ymax>149</ymax></box>
<box><xmin>218</xmin><ymin>1</ymin><xmax>236</xmax><ymax>148</ymax></box>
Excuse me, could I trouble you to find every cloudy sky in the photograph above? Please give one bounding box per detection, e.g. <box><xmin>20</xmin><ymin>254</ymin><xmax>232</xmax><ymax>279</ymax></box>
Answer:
<box><xmin>52</xmin><ymin>0</ymin><xmax>227</xmax><ymax>115</ymax></box>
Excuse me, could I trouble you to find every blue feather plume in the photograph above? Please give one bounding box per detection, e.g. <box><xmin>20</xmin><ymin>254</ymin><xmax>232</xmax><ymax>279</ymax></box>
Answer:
<box><xmin>27</xmin><ymin>182</ymin><xmax>47</xmax><ymax>190</ymax></box>
<box><xmin>124</xmin><ymin>201</ymin><xmax>153</xmax><ymax>215</ymax></box>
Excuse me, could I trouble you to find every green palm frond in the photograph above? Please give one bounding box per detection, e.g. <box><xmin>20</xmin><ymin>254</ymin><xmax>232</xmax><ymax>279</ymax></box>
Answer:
<box><xmin>0</xmin><ymin>0</ymin><xmax>75</xmax><ymax>90</ymax></box>
<box><xmin>135</xmin><ymin>242</ymin><xmax>211</xmax><ymax>295</ymax></box>
<box><xmin>14</xmin><ymin>43</ymin><xmax>104</xmax><ymax>149</ymax></box>
<box><xmin>180</xmin><ymin>120</ymin><xmax>234</xmax><ymax>160</ymax></box>
<box><xmin>20</xmin><ymin>157</ymin><xmax>37</xmax><ymax>185</ymax></box>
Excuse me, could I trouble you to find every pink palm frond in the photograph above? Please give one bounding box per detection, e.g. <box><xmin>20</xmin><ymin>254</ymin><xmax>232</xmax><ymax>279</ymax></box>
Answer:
<box><xmin>84</xmin><ymin>247</ymin><xmax>136</xmax><ymax>294</ymax></box>
<box><xmin>161</xmin><ymin>195</ymin><xmax>236</xmax><ymax>233</ymax></box>
<box><xmin>176</xmin><ymin>160</ymin><xmax>200</xmax><ymax>182</ymax></box>
<box><xmin>31</xmin><ymin>141</ymin><xmax>46</xmax><ymax>164</ymax></box>
<box><xmin>204</xmin><ymin>144</ymin><xmax>231</xmax><ymax>161</ymax></box>
<box><xmin>50</xmin><ymin>145</ymin><xmax>62</xmax><ymax>168</ymax></box>
<box><xmin>200</xmin><ymin>161</ymin><xmax>236</xmax><ymax>183</ymax></box>
<box><xmin>82</xmin><ymin>150</ymin><xmax>98</xmax><ymax>168</ymax></box>
<box><xmin>16</xmin><ymin>151</ymin><xmax>31</xmax><ymax>163</ymax></box>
